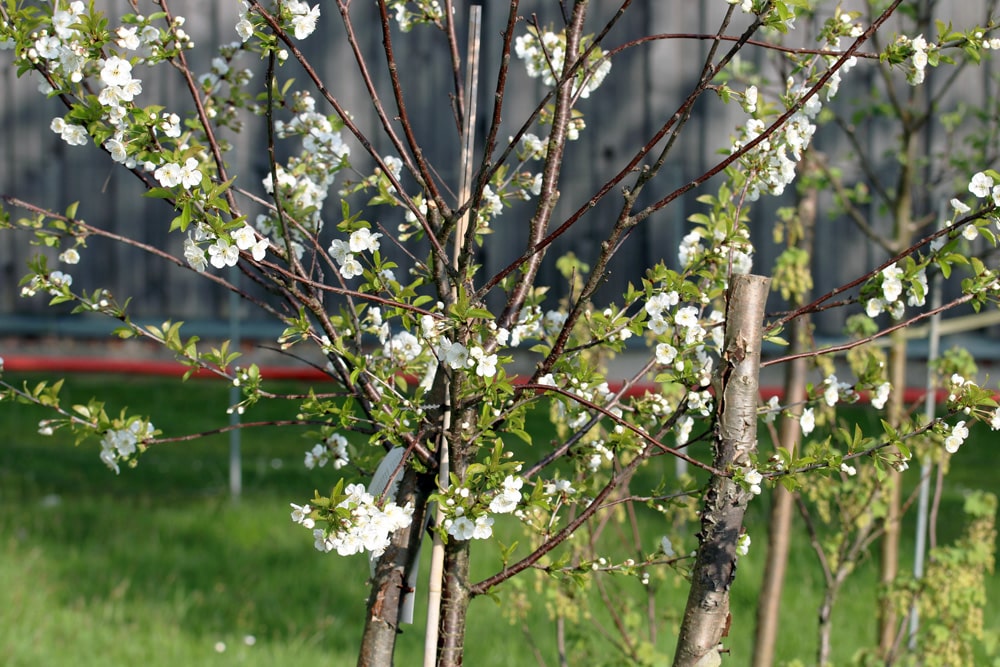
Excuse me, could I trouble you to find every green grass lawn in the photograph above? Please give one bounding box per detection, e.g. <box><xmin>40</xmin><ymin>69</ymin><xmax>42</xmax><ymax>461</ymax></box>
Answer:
<box><xmin>0</xmin><ymin>372</ymin><xmax>996</xmax><ymax>666</ymax></box>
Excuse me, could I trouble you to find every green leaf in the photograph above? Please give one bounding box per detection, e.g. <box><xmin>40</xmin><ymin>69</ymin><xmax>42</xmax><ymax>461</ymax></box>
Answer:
<box><xmin>144</xmin><ymin>187</ymin><xmax>176</xmax><ymax>200</ymax></box>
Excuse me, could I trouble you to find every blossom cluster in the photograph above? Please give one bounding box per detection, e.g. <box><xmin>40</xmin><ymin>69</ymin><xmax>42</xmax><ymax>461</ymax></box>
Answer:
<box><xmin>238</xmin><ymin>1</ymin><xmax>320</xmax><ymax>42</ymax></box>
<box><xmin>943</xmin><ymin>420</ymin><xmax>969</xmax><ymax>454</ymax></box>
<box><xmin>297</xmin><ymin>483</ymin><xmax>414</xmax><ymax>557</ymax></box>
<box><xmin>284</xmin><ymin>1</ymin><xmax>321</xmax><ymax>41</ymax></box>
<box><xmin>729</xmin><ymin>11</ymin><xmax>866</xmax><ymax>202</ymax></box>
<box><xmin>677</xmin><ymin>227</ymin><xmax>754</xmax><ymax>275</ymax></box>
<box><xmin>20</xmin><ymin>268</ymin><xmax>73</xmax><ymax>298</ymax></box>
<box><xmin>514</xmin><ymin>27</ymin><xmax>612</xmax><ymax>100</ymax></box>
<box><xmin>731</xmin><ymin>94</ymin><xmax>820</xmax><ymax>201</ymax></box>
<box><xmin>183</xmin><ymin>222</ymin><xmax>268</xmax><ymax>272</ymax></box>
<box><xmin>350</xmin><ymin>307</ymin><xmax>513</xmax><ymax>392</ymax></box>
<box><xmin>736</xmin><ymin>532</ymin><xmax>752</xmax><ymax>557</ymax></box>
<box><xmin>257</xmin><ymin>92</ymin><xmax>351</xmax><ymax>248</ymax></box>
<box><xmin>441</xmin><ymin>474</ymin><xmax>524</xmax><ymax>542</ymax></box>
<box><xmin>11</xmin><ymin>4</ymin><xmax>283</xmax><ymax>277</ymax></box>
<box><xmin>895</xmin><ymin>33</ymin><xmax>935</xmax><ymax>86</ymax></box>
<box><xmin>387</xmin><ymin>0</ymin><xmax>444</xmax><ymax>33</ymax></box>
<box><xmin>644</xmin><ymin>287</ymin><xmax>722</xmax><ymax>389</ymax></box>
<box><xmin>198</xmin><ymin>50</ymin><xmax>256</xmax><ymax>129</ymax></box>
<box><xmin>304</xmin><ymin>433</ymin><xmax>350</xmax><ymax>470</ymax></box>
<box><xmin>329</xmin><ymin>227</ymin><xmax>382</xmax><ymax>280</ymax></box>
<box><xmin>98</xmin><ymin>420</ymin><xmax>156</xmax><ymax>474</ymax></box>
<box><xmin>27</xmin><ymin>3</ymin><xmax>197</xmax><ymax>172</ymax></box>
<box><xmin>870</xmin><ymin>382</ymin><xmax>891</xmax><ymax>410</ymax></box>
<box><xmin>964</xmin><ymin>171</ymin><xmax>1000</xmax><ymax>244</ymax></box>
<box><xmin>551</xmin><ymin>378</ymin><xmax>617</xmax><ymax>434</ymax></box>
<box><xmin>823</xmin><ymin>374</ymin><xmax>859</xmax><ymax>407</ymax></box>
<box><xmin>865</xmin><ymin>262</ymin><xmax>928</xmax><ymax>320</ymax></box>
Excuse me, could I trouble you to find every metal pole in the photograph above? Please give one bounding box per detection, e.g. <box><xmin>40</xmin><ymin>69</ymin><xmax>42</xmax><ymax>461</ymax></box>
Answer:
<box><xmin>908</xmin><ymin>210</ymin><xmax>944</xmax><ymax>648</ymax></box>
<box><xmin>229</xmin><ymin>265</ymin><xmax>243</xmax><ymax>499</ymax></box>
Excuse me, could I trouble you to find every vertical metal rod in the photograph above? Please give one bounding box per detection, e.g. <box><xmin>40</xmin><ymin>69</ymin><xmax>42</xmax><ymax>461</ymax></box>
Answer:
<box><xmin>228</xmin><ymin>266</ymin><xmax>243</xmax><ymax>500</ymax></box>
<box><xmin>908</xmin><ymin>208</ymin><xmax>944</xmax><ymax>648</ymax></box>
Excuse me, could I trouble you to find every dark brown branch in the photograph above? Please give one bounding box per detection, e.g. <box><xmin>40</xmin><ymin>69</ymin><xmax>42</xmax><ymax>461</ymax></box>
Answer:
<box><xmin>764</xmin><ymin>206</ymin><xmax>994</xmax><ymax>334</ymax></box>
<box><xmin>369</xmin><ymin>1</ymin><xmax>449</xmax><ymax>211</ymax></box>
<box><xmin>606</xmin><ymin>32</ymin><xmax>883</xmax><ymax>62</ymax></box>
<box><xmin>762</xmin><ymin>292</ymin><xmax>974</xmax><ymax>368</ymax></box>
<box><xmin>470</xmin><ymin>437</ymin><xmax>658</xmax><ymax>596</ymax></box>
<box><xmin>248</xmin><ymin>1</ymin><xmax>448</xmax><ymax>264</ymax></box>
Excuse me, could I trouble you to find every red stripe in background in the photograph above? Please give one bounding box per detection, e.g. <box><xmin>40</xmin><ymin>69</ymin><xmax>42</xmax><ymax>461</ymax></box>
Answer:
<box><xmin>2</xmin><ymin>354</ymin><xmax>951</xmax><ymax>404</ymax></box>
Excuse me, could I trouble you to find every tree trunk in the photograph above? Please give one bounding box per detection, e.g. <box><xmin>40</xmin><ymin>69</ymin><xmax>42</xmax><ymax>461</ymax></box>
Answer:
<box><xmin>879</xmin><ymin>106</ymin><xmax>917</xmax><ymax>652</ymax></box>
<box><xmin>751</xmin><ymin>317</ymin><xmax>809</xmax><ymax>667</ymax></box>
<box><xmin>672</xmin><ymin>274</ymin><xmax>770</xmax><ymax>667</ymax></box>
<box><xmin>752</xmin><ymin>160</ymin><xmax>817</xmax><ymax>667</ymax></box>
<box><xmin>878</xmin><ymin>330</ymin><xmax>907</xmax><ymax>653</ymax></box>
<box><xmin>357</xmin><ymin>465</ymin><xmax>433</xmax><ymax>667</ymax></box>
<box><xmin>436</xmin><ymin>536</ymin><xmax>471</xmax><ymax>666</ymax></box>
<box><xmin>435</xmin><ymin>413</ymin><xmax>474</xmax><ymax>667</ymax></box>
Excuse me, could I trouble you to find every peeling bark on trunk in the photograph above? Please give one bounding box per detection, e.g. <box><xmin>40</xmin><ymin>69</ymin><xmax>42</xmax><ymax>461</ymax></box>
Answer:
<box><xmin>357</xmin><ymin>466</ymin><xmax>433</xmax><ymax>667</ymax></box>
<box><xmin>672</xmin><ymin>274</ymin><xmax>770</xmax><ymax>667</ymax></box>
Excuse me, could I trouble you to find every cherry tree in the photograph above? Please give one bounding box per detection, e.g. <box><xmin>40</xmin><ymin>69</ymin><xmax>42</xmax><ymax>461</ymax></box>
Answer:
<box><xmin>1</xmin><ymin>1</ymin><xmax>998</xmax><ymax>665</ymax></box>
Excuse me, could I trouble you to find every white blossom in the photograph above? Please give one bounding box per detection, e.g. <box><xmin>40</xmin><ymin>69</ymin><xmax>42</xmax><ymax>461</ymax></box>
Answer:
<box><xmin>871</xmin><ymin>382</ymin><xmax>891</xmax><ymax>410</ymax></box>
<box><xmin>100</xmin><ymin>56</ymin><xmax>133</xmax><ymax>87</ymax></box>
<box><xmin>736</xmin><ymin>532</ymin><xmax>751</xmax><ymax>556</ymax></box>
<box><xmin>488</xmin><ymin>475</ymin><xmax>524</xmax><ymax>515</ymax></box>
<box><xmin>881</xmin><ymin>264</ymin><xmax>904</xmax><ymax>302</ymax></box>
<box><xmin>468</xmin><ymin>346</ymin><xmax>498</xmax><ymax>378</ymax></box>
<box><xmin>349</xmin><ymin>228</ymin><xmax>382</xmax><ymax>253</ymax></box>
<box><xmin>340</xmin><ymin>256</ymin><xmax>364</xmax><ymax>279</ymax></box>
<box><xmin>183</xmin><ymin>237</ymin><xmax>207</xmax><ymax>272</ymax></box>
<box><xmin>447</xmin><ymin>516</ymin><xmax>476</xmax><ymax>541</ymax></box>
<box><xmin>762</xmin><ymin>395</ymin><xmax>781</xmax><ymax>424</ymax></box>
<box><xmin>287</xmin><ymin>1</ymin><xmax>321</xmax><ymax>40</ymax></box>
<box><xmin>655</xmin><ymin>343</ymin><xmax>677</xmax><ymax>366</ymax></box>
<box><xmin>208</xmin><ymin>238</ymin><xmax>239</xmax><ymax>268</ymax></box>
<box><xmin>51</xmin><ymin>117</ymin><xmax>88</xmax><ymax>146</ymax></box>
<box><xmin>800</xmin><ymin>407</ymin><xmax>815</xmax><ymax>436</ymax></box>
<box><xmin>969</xmin><ymin>171</ymin><xmax>993</xmax><ymax>198</ymax></box>
<box><xmin>744</xmin><ymin>468</ymin><xmax>763</xmax><ymax>495</ymax></box>
<box><xmin>154</xmin><ymin>162</ymin><xmax>183</xmax><ymax>188</ymax></box>
<box><xmin>943</xmin><ymin>420</ymin><xmax>969</xmax><ymax>454</ymax></box>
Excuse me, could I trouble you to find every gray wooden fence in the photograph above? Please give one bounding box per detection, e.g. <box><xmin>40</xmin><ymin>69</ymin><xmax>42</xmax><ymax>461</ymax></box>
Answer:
<box><xmin>1</xmin><ymin>1</ymin><xmax>997</xmax><ymax>347</ymax></box>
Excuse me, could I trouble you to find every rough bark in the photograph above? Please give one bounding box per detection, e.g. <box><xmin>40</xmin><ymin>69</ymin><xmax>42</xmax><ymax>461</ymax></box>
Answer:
<box><xmin>357</xmin><ymin>465</ymin><xmax>433</xmax><ymax>667</ymax></box>
<box><xmin>672</xmin><ymin>274</ymin><xmax>770</xmax><ymax>667</ymax></box>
